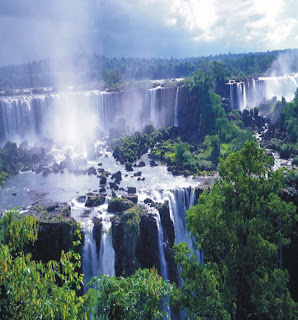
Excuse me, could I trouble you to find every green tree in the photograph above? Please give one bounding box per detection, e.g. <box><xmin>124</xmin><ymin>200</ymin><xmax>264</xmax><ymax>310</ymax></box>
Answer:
<box><xmin>174</xmin><ymin>141</ymin><xmax>298</xmax><ymax>320</ymax></box>
<box><xmin>0</xmin><ymin>210</ymin><xmax>91</xmax><ymax>320</ymax></box>
<box><xmin>88</xmin><ymin>268</ymin><xmax>173</xmax><ymax>320</ymax></box>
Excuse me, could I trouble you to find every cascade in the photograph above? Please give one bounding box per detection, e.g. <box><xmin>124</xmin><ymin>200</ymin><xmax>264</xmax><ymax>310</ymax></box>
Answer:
<box><xmin>229</xmin><ymin>82</ymin><xmax>235</xmax><ymax>109</ymax></box>
<box><xmin>149</xmin><ymin>88</ymin><xmax>158</xmax><ymax>127</ymax></box>
<box><xmin>156</xmin><ymin>210</ymin><xmax>169</xmax><ymax>280</ymax></box>
<box><xmin>98</xmin><ymin>219</ymin><xmax>115</xmax><ymax>276</ymax></box>
<box><xmin>81</xmin><ymin>198</ymin><xmax>115</xmax><ymax>293</ymax></box>
<box><xmin>174</xmin><ymin>87</ymin><xmax>179</xmax><ymax>127</ymax></box>
<box><xmin>243</xmin><ymin>82</ymin><xmax>247</xmax><ymax>109</ymax></box>
<box><xmin>163</xmin><ymin>188</ymin><xmax>200</xmax><ymax>260</ymax></box>
<box><xmin>0</xmin><ymin>91</ymin><xmax>121</xmax><ymax>143</ymax></box>
<box><xmin>229</xmin><ymin>74</ymin><xmax>298</xmax><ymax>110</ymax></box>
<box><xmin>82</xmin><ymin>222</ymin><xmax>100</xmax><ymax>290</ymax></box>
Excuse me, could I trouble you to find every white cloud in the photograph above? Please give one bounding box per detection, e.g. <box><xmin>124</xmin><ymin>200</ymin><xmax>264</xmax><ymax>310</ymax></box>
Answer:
<box><xmin>0</xmin><ymin>0</ymin><xmax>298</xmax><ymax>65</ymax></box>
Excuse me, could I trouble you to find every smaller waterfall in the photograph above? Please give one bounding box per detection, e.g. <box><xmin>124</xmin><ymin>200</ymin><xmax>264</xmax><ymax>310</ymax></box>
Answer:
<box><xmin>229</xmin><ymin>82</ymin><xmax>235</xmax><ymax>109</ymax></box>
<box><xmin>149</xmin><ymin>88</ymin><xmax>158</xmax><ymax>127</ymax></box>
<box><xmin>174</xmin><ymin>88</ymin><xmax>179</xmax><ymax>127</ymax></box>
<box><xmin>156</xmin><ymin>211</ymin><xmax>169</xmax><ymax>280</ymax></box>
<box><xmin>98</xmin><ymin>219</ymin><xmax>115</xmax><ymax>276</ymax></box>
<box><xmin>243</xmin><ymin>82</ymin><xmax>247</xmax><ymax>109</ymax></box>
<box><xmin>229</xmin><ymin>74</ymin><xmax>298</xmax><ymax>110</ymax></box>
<box><xmin>82</xmin><ymin>222</ymin><xmax>100</xmax><ymax>290</ymax></box>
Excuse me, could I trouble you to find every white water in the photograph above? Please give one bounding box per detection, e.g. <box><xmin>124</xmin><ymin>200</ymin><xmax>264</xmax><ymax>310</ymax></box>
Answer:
<box><xmin>230</xmin><ymin>74</ymin><xmax>298</xmax><ymax>110</ymax></box>
<box><xmin>0</xmin><ymin>86</ymin><xmax>181</xmax><ymax>144</ymax></box>
<box><xmin>79</xmin><ymin>198</ymin><xmax>115</xmax><ymax>289</ymax></box>
<box><xmin>82</xmin><ymin>221</ymin><xmax>100</xmax><ymax>290</ymax></box>
<box><xmin>0</xmin><ymin>91</ymin><xmax>121</xmax><ymax>144</ymax></box>
<box><xmin>98</xmin><ymin>219</ymin><xmax>115</xmax><ymax>276</ymax></box>
<box><xmin>174</xmin><ymin>87</ymin><xmax>179</xmax><ymax>127</ymax></box>
<box><xmin>156</xmin><ymin>210</ymin><xmax>169</xmax><ymax>280</ymax></box>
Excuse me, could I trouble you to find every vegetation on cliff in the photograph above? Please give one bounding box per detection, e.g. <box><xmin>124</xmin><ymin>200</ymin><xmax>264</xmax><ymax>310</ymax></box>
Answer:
<box><xmin>173</xmin><ymin>141</ymin><xmax>298</xmax><ymax>319</ymax></box>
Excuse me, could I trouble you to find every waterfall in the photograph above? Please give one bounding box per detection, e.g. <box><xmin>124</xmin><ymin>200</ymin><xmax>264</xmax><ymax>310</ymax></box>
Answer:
<box><xmin>0</xmin><ymin>91</ymin><xmax>120</xmax><ymax>143</ymax></box>
<box><xmin>156</xmin><ymin>211</ymin><xmax>169</xmax><ymax>280</ymax></box>
<box><xmin>174</xmin><ymin>87</ymin><xmax>179</xmax><ymax>127</ymax></box>
<box><xmin>81</xmin><ymin>198</ymin><xmax>115</xmax><ymax>293</ymax></box>
<box><xmin>163</xmin><ymin>188</ymin><xmax>201</xmax><ymax>262</ymax></box>
<box><xmin>243</xmin><ymin>82</ymin><xmax>247</xmax><ymax>109</ymax></box>
<box><xmin>82</xmin><ymin>222</ymin><xmax>100</xmax><ymax>291</ymax></box>
<box><xmin>98</xmin><ymin>219</ymin><xmax>115</xmax><ymax>276</ymax></box>
<box><xmin>230</xmin><ymin>74</ymin><xmax>298</xmax><ymax>110</ymax></box>
<box><xmin>149</xmin><ymin>88</ymin><xmax>158</xmax><ymax>127</ymax></box>
<box><xmin>229</xmin><ymin>82</ymin><xmax>235</xmax><ymax>109</ymax></box>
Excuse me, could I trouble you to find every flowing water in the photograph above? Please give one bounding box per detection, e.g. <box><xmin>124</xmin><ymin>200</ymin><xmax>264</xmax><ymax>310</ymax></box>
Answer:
<box><xmin>228</xmin><ymin>74</ymin><xmax>298</xmax><ymax>110</ymax></box>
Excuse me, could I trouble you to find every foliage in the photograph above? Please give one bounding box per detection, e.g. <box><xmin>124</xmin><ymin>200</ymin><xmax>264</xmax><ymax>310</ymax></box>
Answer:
<box><xmin>0</xmin><ymin>210</ymin><xmax>90</xmax><ymax>320</ymax></box>
<box><xmin>2</xmin><ymin>49</ymin><xmax>294</xmax><ymax>89</ymax></box>
<box><xmin>87</xmin><ymin>268</ymin><xmax>173</xmax><ymax>320</ymax></box>
<box><xmin>174</xmin><ymin>141</ymin><xmax>298</xmax><ymax>320</ymax></box>
<box><xmin>122</xmin><ymin>206</ymin><xmax>141</xmax><ymax>275</ymax></box>
<box><xmin>278</xmin><ymin>88</ymin><xmax>298</xmax><ymax>143</ymax></box>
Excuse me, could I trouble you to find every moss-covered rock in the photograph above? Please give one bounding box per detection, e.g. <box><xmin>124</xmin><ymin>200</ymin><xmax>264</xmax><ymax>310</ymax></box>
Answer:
<box><xmin>107</xmin><ymin>197</ymin><xmax>134</xmax><ymax>213</ymax></box>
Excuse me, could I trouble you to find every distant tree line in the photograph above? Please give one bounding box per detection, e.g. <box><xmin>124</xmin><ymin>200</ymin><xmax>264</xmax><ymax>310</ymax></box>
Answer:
<box><xmin>0</xmin><ymin>49</ymin><xmax>297</xmax><ymax>90</ymax></box>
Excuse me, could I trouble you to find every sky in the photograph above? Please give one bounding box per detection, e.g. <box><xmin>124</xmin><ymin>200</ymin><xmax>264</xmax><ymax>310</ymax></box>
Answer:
<box><xmin>0</xmin><ymin>0</ymin><xmax>298</xmax><ymax>66</ymax></box>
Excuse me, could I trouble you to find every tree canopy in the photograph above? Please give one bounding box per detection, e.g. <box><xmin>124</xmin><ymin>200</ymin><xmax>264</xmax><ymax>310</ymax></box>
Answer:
<box><xmin>174</xmin><ymin>141</ymin><xmax>298</xmax><ymax>319</ymax></box>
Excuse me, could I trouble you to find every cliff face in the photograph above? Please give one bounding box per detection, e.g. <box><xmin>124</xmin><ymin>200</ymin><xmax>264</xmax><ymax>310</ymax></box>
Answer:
<box><xmin>111</xmin><ymin>207</ymin><xmax>159</xmax><ymax>277</ymax></box>
<box><xmin>177</xmin><ymin>86</ymin><xmax>201</xmax><ymax>131</ymax></box>
<box><xmin>29</xmin><ymin>219</ymin><xmax>78</xmax><ymax>262</ymax></box>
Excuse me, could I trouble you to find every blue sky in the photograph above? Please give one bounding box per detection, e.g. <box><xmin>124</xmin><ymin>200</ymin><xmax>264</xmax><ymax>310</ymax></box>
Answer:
<box><xmin>0</xmin><ymin>0</ymin><xmax>298</xmax><ymax>65</ymax></box>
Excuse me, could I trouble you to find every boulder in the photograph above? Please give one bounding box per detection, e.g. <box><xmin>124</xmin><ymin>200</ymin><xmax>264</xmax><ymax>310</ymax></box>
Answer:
<box><xmin>93</xmin><ymin>217</ymin><xmax>102</xmax><ymax>255</ymax></box>
<box><xmin>125</xmin><ymin>163</ymin><xmax>133</xmax><ymax>171</ymax></box>
<box><xmin>149</xmin><ymin>160</ymin><xmax>158</xmax><ymax>167</ymax></box>
<box><xmin>111</xmin><ymin>171</ymin><xmax>122</xmax><ymax>184</ymax></box>
<box><xmin>122</xmin><ymin>194</ymin><xmax>138</xmax><ymax>204</ymax></box>
<box><xmin>85</xmin><ymin>194</ymin><xmax>105</xmax><ymax>207</ymax></box>
<box><xmin>127</xmin><ymin>187</ymin><xmax>137</xmax><ymax>194</ymax></box>
<box><xmin>107</xmin><ymin>197</ymin><xmax>134</xmax><ymax>213</ymax></box>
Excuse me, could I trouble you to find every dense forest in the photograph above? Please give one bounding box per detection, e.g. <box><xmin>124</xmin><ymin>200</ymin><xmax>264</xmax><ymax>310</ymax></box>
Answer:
<box><xmin>0</xmin><ymin>48</ymin><xmax>298</xmax><ymax>90</ymax></box>
<box><xmin>0</xmin><ymin>46</ymin><xmax>297</xmax><ymax>319</ymax></box>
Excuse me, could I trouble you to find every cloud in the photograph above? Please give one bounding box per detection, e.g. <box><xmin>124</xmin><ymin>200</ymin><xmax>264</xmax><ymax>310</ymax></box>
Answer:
<box><xmin>0</xmin><ymin>0</ymin><xmax>297</xmax><ymax>65</ymax></box>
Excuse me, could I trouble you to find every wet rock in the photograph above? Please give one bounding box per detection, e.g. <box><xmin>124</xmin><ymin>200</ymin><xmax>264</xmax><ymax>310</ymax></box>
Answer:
<box><xmin>76</xmin><ymin>195</ymin><xmax>86</xmax><ymax>203</ymax></box>
<box><xmin>85</xmin><ymin>194</ymin><xmax>105</xmax><ymax>207</ymax></box>
<box><xmin>108</xmin><ymin>197</ymin><xmax>134</xmax><ymax>213</ymax></box>
<box><xmin>136</xmin><ymin>160</ymin><xmax>145</xmax><ymax>167</ymax></box>
<box><xmin>28</xmin><ymin>200</ymin><xmax>71</xmax><ymax>219</ymax></box>
<box><xmin>99</xmin><ymin>186</ymin><xmax>106</xmax><ymax>193</ymax></box>
<box><xmin>93</xmin><ymin>217</ymin><xmax>102</xmax><ymax>255</ymax></box>
<box><xmin>99</xmin><ymin>175</ymin><xmax>107</xmax><ymax>185</ymax></box>
<box><xmin>144</xmin><ymin>198</ymin><xmax>154</xmax><ymax>204</ymax></box>
<box><xmin>135</xmin><ymin>209</ymin><xmax>159</xmax><ymax>271</ymax></box>
<box><xmin>125</xmin><ymin>163</ymin><xmax>133</xmax><ymax>171</ymax></box>
<box><xmin>111</xmin><ymin>171</ymin><xmax>122</xmax><ymax>184</ymax></box>
<box><xmin>149</xmin><ymin>160</ymin><xmax>158</xmax><ymax>167</ymax></box>
<box><xmin>109</xmin><ymin>182</ymin><xmax>119</xmax><ymax>190</ymax></box>
<box><xmin>127</xmin><ymin>187</ymin><xmax>137</xmax><ymax>194</ymax></box>
<box><xmin>122</xmin><ymin>194</ymin><xmax>138</xmax><ymax>204</ymax></box>
<box><xmin>80</xmin><ymin>209</ymin><xmax>92</xmax><ymax>218</ymax></box>
<box><xmin>87</xmin><ymin>166</ymin><xmax>97</xmax><ymax>175</ymax></box>
<box><xmin>97</xmin><ymin>168</ymin><xmax>105</xmax><ymax>174</ymax></box>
